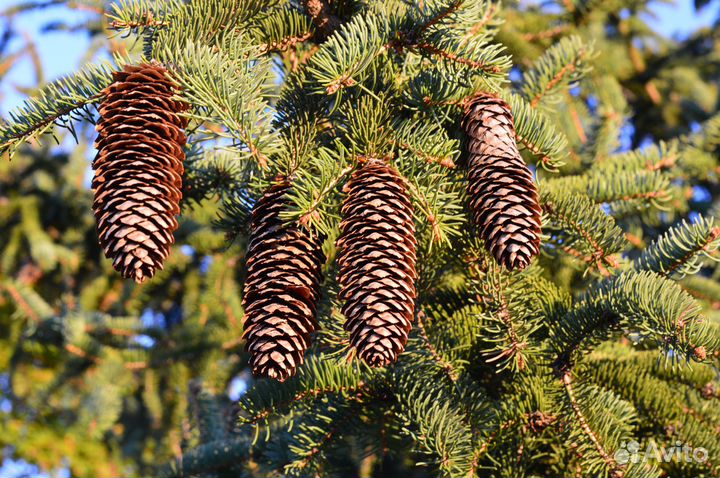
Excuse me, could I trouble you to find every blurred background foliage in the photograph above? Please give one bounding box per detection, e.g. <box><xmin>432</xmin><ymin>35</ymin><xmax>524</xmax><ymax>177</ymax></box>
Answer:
<box><xmin>0</xmin><ymin>0</ymin><xmax>720</xmax><ymax>476</ymax></box>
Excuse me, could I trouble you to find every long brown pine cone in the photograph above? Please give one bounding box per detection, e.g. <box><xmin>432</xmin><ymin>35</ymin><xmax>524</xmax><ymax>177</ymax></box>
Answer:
<box><xmin>337</xmin><ymin>160</ymin><xmax>418</xmax><ymax>367</ymax></box>
<box><xmin>92</xmin><ymin>62</ymin><xmax>188</xmax><ymax>283</ymax></box>
<box><xmin>462</xmin><ymin>93</ymin><xmax>542</xmax><ymax>271</ymax></box>
<box><xmin>242</xmin><ymin>183</ymin><xmax>325</xmax><ymax>382</ymax></box>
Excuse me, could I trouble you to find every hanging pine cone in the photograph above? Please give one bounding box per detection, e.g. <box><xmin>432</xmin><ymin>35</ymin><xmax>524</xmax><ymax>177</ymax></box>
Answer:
<box><xmin>337</xmin><ymin>160</ymin><xmax>417</xmax><ymax>367</ymax></box>
<box><xmin>92</xmin><ymin>62</ymin><xmax>188</xmax><ymax>283</ymax></box>
<box><xmin>242</xmin><ymin>183</ymin><xmax>325</xmax><ymax>382</ymax></box>
<box><xmin>462</xmin><ymin>93</ymin><xmax>542</xmax><ymax>271</ymax></box>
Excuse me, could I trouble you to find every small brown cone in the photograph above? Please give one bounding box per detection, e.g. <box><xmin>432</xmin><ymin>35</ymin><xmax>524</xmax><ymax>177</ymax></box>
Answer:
<box><xmin>337</xmin><ymin>160</ymin><xmax>418</xmax><ymax>367</ymax></box>
<box><xmin>92</xmin><ymin>62</ymin><xmax>188</xmax><ymax>283</ymax></box>
<box><xmin>242</xmin><ymin>183</ymin><xmax>325</xmax><ymax>382</ymax></box>
<box><xmin>462</xmin><ymin>93</ymin><xmax>542</xmax><ymax>271</ymax></box>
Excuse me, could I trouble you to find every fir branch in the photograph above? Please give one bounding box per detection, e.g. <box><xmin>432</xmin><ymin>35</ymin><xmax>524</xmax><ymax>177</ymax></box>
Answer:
<box><xmin>416</xmin><ymin>310</ymin><xmax>459</xmax><ymax>382</ymax></box>
<box><xmin>634</xmin><ymin>216</ymin><xmax>720</xmax><ymax>278</ymax></box>
<box><xmin>521</xmin><ymin>35</ymin><xmax>593</xmax><ymax>109</ymax></box>
<box><xmin>474</xmin><ymin>269</ymin><xmax>531</xmax><ymax>372</ymax></box>
<box><xmin>414</xmin><ymin>0</ymin><xmax>464</xmax><ymax>37</ymax></box>
<box><xmin>282</xmin><ymin>145</ymin><xmax>354</xmax><ymax>236</ymax></box>
<box><xmin>259</xmin><ymin>31</ymin><xmax>314</xmax><ymax>53</ymax></box>
<box><xmin>399</xmin><ymin>162</ymin><xmax>464</xmax><ymax>245</ymax></box>
<box><xmin>0</xmin><ymin>60</ymin><xmax>122</xmax><ymax>158</ymax></box>
<box><xmin>106</xmin><ymin>0</ymin><xmax>181</xmax><ymax>34</ymax></box>
<box><xmin>502</xmin><ymin>92</ymin><xmax>569</xmax><ymax>171</ymax></box>
<box><xmin>560</xmin><ymin>372</ymin><xmax>625</xmax><ymax>478</ymax></box>
<box><xmin>394</xmin><ymin>371</ymin><xmax>475</xmax><ymax>477</ymax></box>
<box><xmin>588</xmin><ymin>358</ymin><xmax>720</xmax><ymax>475</ymax></box>
<box><xmin>307</xmin><ymin>13</ymin><xmax>391</xmax><ymax>95</ymax></box>
<box><xmin>390</xmin><ymin>117</ymin><xmax>459</xmax><ymax>169</ymax></box>
<box><xmin>591</xmin><ymin>141</ymin><xmax>679</xmax><ymax>174</ymax></box>
<box><xmin>414</xmin><ymin>41</ymin><xmax>502</xmax><ymax>74</ymax></box>
<box><xmin>238</xmin><ymin>358</ymin><xmax>368</xmax><ymax>427</ymax></box>
<box><xmin>157</xmin><ymin>36</ymin><xmax>278</xmax><ymax>167</ymax></box>
<box><xmin>1</xmin><ymin>279</ymin><xmax>54</xmax><ymax>322</ymax></box>
<box><xmin>551</xmin><ymin>271</ymin><xmax>715</xmax><ymax>367</ymax></box>
<box><xmin>252</xmin><ymin>6</ymin><xmax>316</xmax><ymax>54</ymax></box>
<box><xmin>541</xmin><ymin>191</ymin><xmax>625</xmax><ymax>274</ymax></box>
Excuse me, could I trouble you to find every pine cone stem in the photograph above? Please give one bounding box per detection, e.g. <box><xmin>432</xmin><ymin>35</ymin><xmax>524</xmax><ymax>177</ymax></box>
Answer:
<box><xmin>92</xmin><ymin>62</ymin><xmax>188</xmax><ymax>283</ymax></box>
<box><xmin>337</xmin><ymin>160</ymin><xmax>418</xmax><ymax>367</ymax></box>
<box><xmin>242</xmin><ymin>183</ymin><xmax>325</xmax><ymax>382</ymax></box>
<box><xmin>462</xmin><ymin>93</ymin><xmax>542</xmax><ymax>271</ymax></box>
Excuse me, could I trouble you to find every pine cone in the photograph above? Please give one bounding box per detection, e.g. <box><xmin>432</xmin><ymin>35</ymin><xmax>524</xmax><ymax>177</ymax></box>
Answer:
<box><xmin>462</xmin><ymin>93</ymin><xmax>542</xmax><ymax>271</ymax></box>
<box><xmin>92</xmin><ymin>62</ymin><xmax>188</xmax><ymax>283</ymax></box>
<box><xmin>242</xmin><ymin>183</ymin><xmax>325</xmax><ymax>382</ymax></box>
<box><xmin>337</xmin><ymin>160</ymin><xmax>417</xmax><ymax>367</ymax></box>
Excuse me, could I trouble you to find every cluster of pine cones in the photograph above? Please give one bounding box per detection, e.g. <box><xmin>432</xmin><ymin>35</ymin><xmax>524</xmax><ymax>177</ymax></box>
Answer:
<box><xmin>93</xmin><ymin>63</ymin><xmax>541</xmax><ymax>381</ymax></box>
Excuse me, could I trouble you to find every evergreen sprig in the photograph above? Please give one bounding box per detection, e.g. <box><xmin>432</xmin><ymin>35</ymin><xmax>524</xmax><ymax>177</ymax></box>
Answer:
<box><xmin>551</xmin><ymin>271</ymin><xmax>715</xmax><ymax>366</ymax></box>
<box><xmin>541</xmin><ymin>190</ymin><xmax>626</xmax><ymax>273</ymax></box>
<box><xmin>0</xmin><ymin>59</ymin><xmax>123</xmax><ymax>158</ymax></box>
<box><xmin>634</xmin><ymin>216</ymin><xmax>720</xmax><ymax>278</ymax></box>
<box><xmin>520</xmin><ymin>35</ymin><xmax>593</xmax><ymax>109</ymax></box>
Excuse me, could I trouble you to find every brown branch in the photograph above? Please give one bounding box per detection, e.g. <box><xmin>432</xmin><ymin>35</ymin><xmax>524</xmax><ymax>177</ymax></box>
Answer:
<box><xmin>561</xmin><ymin>372</ymin><xmax>626</xmax><ymax>478</ymax></box>
<box><xmin>645</xmin><ymin>81</ymin><xmax>662</xmax><ymax>105</ymax></box>
<box><xmin>1</xmin><ymin>93</ymin><xmax>103</xmax><ymax>154</ymax></box>
<box><xmin>294</xmin><ymin>424</ymin><xmax>339</xmax><ymax>470</ymax></box>
<box><xmin>515</xmin><ymin>133</ymin><xmax>557</xmax><ymax>170</ymax></box>
<box><xmin>542</xmin><ymin>202</ymin><xmax>616</xmax><ymax>273</ymax></box>
<box><xmin>645</xmin><ymin>153</ymin><xmax>678</xmax><ymax>171</ymax></box>
<box><xmin>529</xmin><ymin>48</ymin><xmax>587</xmax><ymax>108</ymax></box>
<box><xmin>389</xmin><ymin>138</ymin><xmax>456</xmax><ymax>168</ymax></box>
<box><xmin>404</xmin><ymin>179</ymin><xmax>443</xmax><ymax>243</ymax></box>
<box><xmin>568</xmin><ymin>101</ymin><xmax>587</xmax><ymax>144</ymax></box>
<box><xmin>521</xmin><ymin>25</ymin><xmax>569</xmax><ymax>42</ymax></box>
<box><xmin>84</xmin><ymin>324</ymin><xmax>135</xmax><ymax>337</ymax></box>
<box><xmin>298</xmin><ymin>164</ymin><xmax>354</xmax><ymax>227</ymax></box>
<box><xmin>221</xmin><ymin>336</ymin><xmax>244</xmax><ymax>350</ymax></box>
<box><xmin>615</xmin><ymin>189</ymin><xmax>669</xmax><ymax>203</ymax></box>
<box><xmin>258</xmin><ymin>31</ymin><xmax>315</xmax><ymax>54</ymax></box>
<box><xmin>465</xmin><ymin>3</ymin><xmax>499</xmax><ymax>39</ymax></box>
<box><xmin>559</xmin><ymin>245</ymin><xmax>618</xmax><ymax>277</ymax></box>
<box><xmin>663</xmin><ymin>227</ymin><xmax>720</xmax><ymax>277</ymax></box>
<box><xmin>417</xmin><ymin>0</ymin><xmax>463</xmax><ymax>37</ymax></box>
<box><xmin>2</xmin><ymin>282</ymin><xmax>41</xmax><ymax>322</ymax></box>
<box><xmin>482</xmin><ymin>285</ymin><xmax>528</xmax><ymax>369</ymax></box>
<box><xmin>413</xmin><ymin>42</ymin><xmax>503</xmax><ymax>74</ymax></box>
<box><xmin>243</xmin><ymin>382</ymin><xmax>367</xmax><ymax>425</ymax></box>
<box><xmin>63</xmin><ymin>344</ymin><xmax>149</xmax><ymax>370</ymax></box>
<box><xmin>109</xmin><ymin>11</ymin><xmax>169</xmax><ymax>30</ymax></box>
<box><xmin>469</xmin><ymin>412</ymin><xmax>549</xmax><ymax>474</ymax></box>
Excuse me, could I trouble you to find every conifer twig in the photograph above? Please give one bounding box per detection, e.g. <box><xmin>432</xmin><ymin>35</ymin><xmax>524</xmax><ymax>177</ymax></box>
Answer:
<box><xmin>416</xmin><ymin>310</ymin><xmax>458</xmax><ymax>381</ymax></box>
<box><xmin>561</xmin><ymin>372</ymin><xmax>625</xmax><ymax>478</ymax></box>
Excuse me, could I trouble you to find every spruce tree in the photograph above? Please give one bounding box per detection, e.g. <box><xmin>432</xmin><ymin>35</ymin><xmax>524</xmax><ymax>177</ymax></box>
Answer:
<box><xmin>1</xmin><ymin>0</ymin><xmax>720</xmax><ymax>477</ymax></box>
